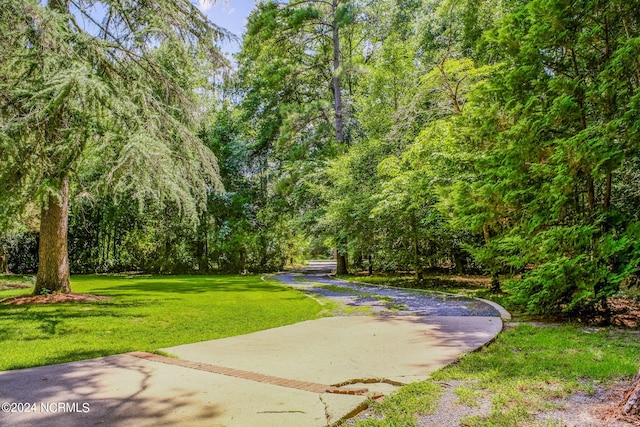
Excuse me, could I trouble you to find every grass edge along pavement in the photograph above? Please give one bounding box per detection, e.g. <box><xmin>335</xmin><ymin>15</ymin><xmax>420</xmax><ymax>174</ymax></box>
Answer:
<box><xmin>0</xmin><ymin>274</ymin><xmax>324</xmax><ymax>371</ymax></box>
<box><xmin>335</xmin><ymin>275</ymin><xmax>640</xmax><ymax>427</ymax></box>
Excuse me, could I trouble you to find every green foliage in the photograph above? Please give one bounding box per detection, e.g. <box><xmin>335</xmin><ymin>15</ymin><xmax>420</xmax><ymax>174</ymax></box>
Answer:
<box><xmin>0</xmin><ymin>0</ymin><xmax>228</xmax><ymax>288</ymax></box>
<box><xmin>238</xmin><ymin>0</ymin><xmax>340</xmax><ymax>159</ymax></box>
<box><xmin>318</xmin><ymin>0</ymin><xmax>495</xmax><ymax>275</ymax></box>
<box><xmin>68</xmin><ymin>196</ymin><xmax>208</xmax><ymax>274</ymax></box>
<box><xmin>233</xmin><ymin>0</ymin><xmax>359</xmax><ymax>271</ymax></box>
<box><xmin>3</xmin><ymin>0</ymin><xmax>640</xmax><ymax>318</ymax></box>
<box><xmin>0</xmin><ymin>0</ymin><xmax>225</xmax><ymax>214</ymax></box>
<box><xmin>449</xmin><ymin>0</ymin><xmax>640</xmax><ymax>315</ymax></box>
<box><xmin>56</xmin><ymin>101</ymin><xmax>311</xmax><ymax>275</ymax></box>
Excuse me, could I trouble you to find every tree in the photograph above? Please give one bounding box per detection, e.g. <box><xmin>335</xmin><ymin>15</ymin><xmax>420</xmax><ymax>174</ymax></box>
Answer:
<box><xmin>323</xmin><ymin>139</ymin><xmax>389</xmax><ymax>273</ymax></box>
<box><xmin>320</xmin><ymin>0</ymin><xmax>431</xmax><ymax>274</ymax></box>
<box><xmin>0</xmin><ymin>247</ymin><xmax>7</xmax><ymax>274</ymax></box>
<box><xmin>286</xmin><ymin>0</ymin><xmax>356</xmax><ymax>274</ymax></box>
<box><xmin>236</xmin><ymin>0</ymin><xmax>357</xmax><ymax>273</ymax></box>
<box><xmin>452</xmin><ymin>0</ymin><xmax>640</xmax><ymax>315</ymax></box>
<box><xmin>0</xmin><ymin>1</ymin><xmax>226</xmax><ymax>294</ymax></box>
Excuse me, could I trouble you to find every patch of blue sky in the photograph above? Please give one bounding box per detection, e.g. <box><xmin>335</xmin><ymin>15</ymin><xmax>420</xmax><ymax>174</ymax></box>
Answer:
<box><xmin>199</xmin><ymin>0</ymin><xmax>257</xmax><ymax>55</ymax></box>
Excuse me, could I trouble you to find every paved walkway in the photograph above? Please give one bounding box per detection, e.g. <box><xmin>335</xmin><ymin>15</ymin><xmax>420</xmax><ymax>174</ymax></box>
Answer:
<box><xmin>0</xmin><ymin>263</ymin><xmax>505</xmax><ymax>427</ymax></box>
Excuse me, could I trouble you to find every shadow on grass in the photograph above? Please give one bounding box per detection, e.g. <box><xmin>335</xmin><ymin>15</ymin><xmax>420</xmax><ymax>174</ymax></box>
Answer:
<box><xmin>85</xmin><ymin>275</ymin><xmax>286</xmax><ymax>296</ymax></box>
<box><xmin>0</xmin><ymin>304</ymin><xmax>147</xmax><ymax>345</ymax></box>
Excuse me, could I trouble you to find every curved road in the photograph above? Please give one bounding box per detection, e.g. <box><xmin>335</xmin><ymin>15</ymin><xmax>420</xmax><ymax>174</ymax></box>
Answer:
<box><xmin>276</xmin><ymin>261</ymin><xmax>503</xmax><ymax>317</ymax></box>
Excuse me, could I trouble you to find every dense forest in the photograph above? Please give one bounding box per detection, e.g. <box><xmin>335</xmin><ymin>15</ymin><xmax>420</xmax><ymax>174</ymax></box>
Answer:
<box><xmin>2</xmin><ymin>0</ymin><xmax>640</xmax><ymax>316</ymax></box>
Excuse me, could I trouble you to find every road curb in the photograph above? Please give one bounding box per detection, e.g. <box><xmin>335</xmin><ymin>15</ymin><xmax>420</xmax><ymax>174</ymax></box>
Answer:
<box><xmin>475</xmin><ymin>297</ymin><xmax>511</xmax><ymax>321</ymax></box>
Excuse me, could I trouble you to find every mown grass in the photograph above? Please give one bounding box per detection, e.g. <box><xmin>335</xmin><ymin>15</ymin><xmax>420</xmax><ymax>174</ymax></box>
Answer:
<box><xmin>354</xmin><ymin>324</ymin><xmax>640</xmax><ymax>427</ymax></box>
<box><xmin>317</xmin><ymin>284</ymin><xmax>361</xmax><ymax>294</ymax></box>
<box><xmin>0</xmin><ymin>274</ymin><xmax>323</xmax><ymax>371</ymax></box>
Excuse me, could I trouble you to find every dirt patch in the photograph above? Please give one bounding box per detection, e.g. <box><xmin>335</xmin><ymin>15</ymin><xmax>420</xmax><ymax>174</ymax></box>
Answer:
<box><xmin>1</xmin><ymin>293</ymin><xmax>111</xmax><ymax>305</ymax></box>
<box><xmin>421</xmin><ymin>380</ymin><xmax>638</xmax><ymax>427</ymax></box>
<box><xmin>347</xmin><ymin>380</ymin><xmax>640</xmax><ymax>427</ymax></box>
<box><xmin>417</xmin><ymin>381</ymin><xmax>492</xmax><ymax>427</ymax></box>
<box><xmin>536</xmin><ymin>381</ymin><xmax>640</xmax><ymax>427</ymax></box>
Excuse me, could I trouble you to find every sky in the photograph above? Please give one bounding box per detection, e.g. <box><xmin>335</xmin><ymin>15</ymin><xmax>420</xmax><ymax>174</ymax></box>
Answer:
<box><xmin>198</xmin><ymin>0</ymin><xmax>258</xmax><ymax>55</ymax></box>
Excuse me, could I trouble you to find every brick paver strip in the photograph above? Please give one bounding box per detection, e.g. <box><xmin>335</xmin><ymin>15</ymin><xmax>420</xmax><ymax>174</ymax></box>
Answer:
<box><xmin>128</xmin><ymin>352</ymin><xmax>369</xmax><ymax>396</ymax></box>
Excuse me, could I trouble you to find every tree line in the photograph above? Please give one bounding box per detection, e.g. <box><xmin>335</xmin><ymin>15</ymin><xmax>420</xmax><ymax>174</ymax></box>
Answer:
<box><xmin>2</xmin><ymin>0</ymin><xmax>640</xmax><ymax>316</ymax></box>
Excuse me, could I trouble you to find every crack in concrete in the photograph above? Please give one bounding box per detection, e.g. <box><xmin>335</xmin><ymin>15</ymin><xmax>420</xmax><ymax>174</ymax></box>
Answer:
<box><xmin>332</xmin><ymin>377</ymin><xmax>406</xmax><ymax>387</ymax></box>
<box><xmin>319</xmin><ymin>395</ymin><xmax>331</xmax><ymax>426</ymax></box>
<box><xmin>327</xmin><ymin>399</ymin><xmax>371</xmax><ymax>427</ymax></box>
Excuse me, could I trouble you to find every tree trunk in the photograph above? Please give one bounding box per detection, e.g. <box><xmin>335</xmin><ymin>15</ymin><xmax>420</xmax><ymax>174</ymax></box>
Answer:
<box><xmin>331</xmin><ymin>0</ymin><xmax>344</xmax><ymax>145</ymax></box>
<box><xmin>490</xmin><ymin>272</ymin><xmax>501</xmax><ymax>293</ymax></box>
<box><xmin>621</xmin><ymin>370</ymin><xmax>640</xmax><ymax>417</ymax></box>
<box><xmin>336</xmin><ymin>246</ymin><xmax>349</xmax><ymax>274</ymax></box>
<box><xmin>0</xmin><ymin>246</ymin><xmax>9</xmax><ymax>274</ymax></box>
<box><xmin>331</xmin><ymin>0</ymin><xmax>350</xmax><ymax>267</ymax></box>
<box><xmin>35</xmin><ymin>178</ymin><xmax>71</xmax><ymax>294</ymax></box>
<box><xmin>453</xmin><ymin>247</ymin><xmax>464</xmax><ymax>274</ymax></box>
<box><xmin>336</xmin><ymin>252</ymin><xmax>348</xmax><ymax>275</ymax></box>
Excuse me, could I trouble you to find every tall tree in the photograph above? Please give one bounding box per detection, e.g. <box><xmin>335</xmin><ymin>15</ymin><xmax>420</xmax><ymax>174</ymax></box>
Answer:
<box><xmin>0</xmin><ymin>1</ymin><xmax>226</xmax><ymax>293</ymax></box>
<box><xmin>236</xmin><ymin>0</ymin><xmax>356</xmax><ymax>273</ymax></box>
<box><xmin>330</xmin><ymin>0</ymin><xmax>350</xmax><ymax>274</ymax></box>
<box><xmin>286</xmin><ymin>0</ymin><xmax>356</xmax><ymax>274</ymax></box>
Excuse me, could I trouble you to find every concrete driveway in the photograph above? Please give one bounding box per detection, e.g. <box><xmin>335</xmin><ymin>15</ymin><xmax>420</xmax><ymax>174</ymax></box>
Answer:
<box><xmin>0</xmin><ymin>264</ymin><xmax>504</xmax><ymax>426</ymax></box>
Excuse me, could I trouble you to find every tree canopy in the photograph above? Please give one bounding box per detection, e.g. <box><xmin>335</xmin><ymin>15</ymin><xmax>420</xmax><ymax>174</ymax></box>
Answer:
<box><xmin>2</xmin><ymin>0</ymin><xmax>640</xmax><ymax>318</ymax></box>
<box><xmin>0</xmin><ymin>0</ymin><xmax>227</xmax><ymax>293</ymax></box>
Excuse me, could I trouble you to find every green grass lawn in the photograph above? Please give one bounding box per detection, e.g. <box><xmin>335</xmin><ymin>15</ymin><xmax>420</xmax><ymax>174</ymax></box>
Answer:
<box><xmin>0</xmin><ymin>274</ymin><xmax>323</xmax><ymax>371</ymax></box>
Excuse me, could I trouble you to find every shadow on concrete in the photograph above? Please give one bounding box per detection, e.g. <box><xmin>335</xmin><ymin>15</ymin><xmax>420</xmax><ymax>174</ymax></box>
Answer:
<box><xmin>0</xmin><ymin>355</ymin><xmax>222</xmax><ymax>427</ymax></box>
